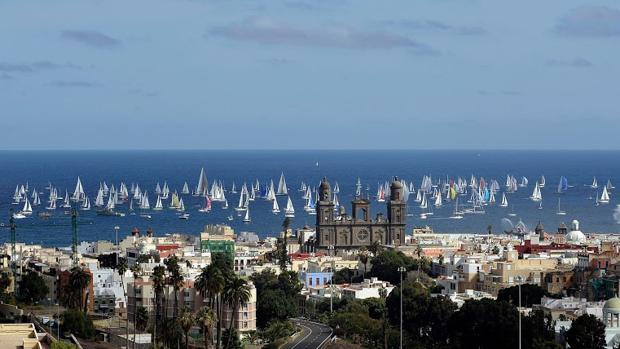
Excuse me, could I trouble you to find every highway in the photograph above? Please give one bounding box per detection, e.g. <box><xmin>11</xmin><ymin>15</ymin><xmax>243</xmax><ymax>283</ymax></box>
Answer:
<box><xmin>283</xmin><ymin>318</ymin><xmax>333</xmax><ymax>349</ymax></box>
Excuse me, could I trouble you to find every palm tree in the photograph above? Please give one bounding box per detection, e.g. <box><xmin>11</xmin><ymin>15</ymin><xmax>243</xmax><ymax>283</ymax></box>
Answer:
<box><xmin>135</xmin><ymin>306</ymin><xmax>149</xmax><ymax>331</ymax></box>
<box><xmin>165</xmin><ymin>255</ymin><xmax>183</xmax><ymax>318</ymax></box>
<box><xmin>69</xmin><ymin>267</ymin><xmax>91</xmax><ymax>312</ymax></box>
<box><xmin>358</xmin><ymin>247</ymin><xmax>369</xmax><ymax>279</ymax></box>
<box><xmin>223</xmin><ymin>276</ymin><xmax>251</xmax><ymax>349</ymax></box>
<box><xmin>279</xmin><ymin>217</ymin><xmax>291</xmax><ymax>271</ymax></box>
<box><xmin>178</xmin><ymin>308</ymin><xmax>195</xmax><ymax>349</ymax></box>
<box><xmin>207</xmin><ymin>266</ymin><xmax>225</xmax><ymax>349</ymax></box>
<box><xmin>130</xmin><ymin>263</ymin><xmax>142</xmax><ymax>347</ymax></box>
<box><xmin>151</xmin><ymin>265</ymin><xmax>166</xmax><ymax>348</ymax></box>
<box><xmin>116</xmin><ymin>258</ymin><xmax>129</xmax><ymax>348</ymax></box>
<box><xmin>196</xmin><ymin>306</ymin><xmax>216</xmax><ymax>349</ymax></box>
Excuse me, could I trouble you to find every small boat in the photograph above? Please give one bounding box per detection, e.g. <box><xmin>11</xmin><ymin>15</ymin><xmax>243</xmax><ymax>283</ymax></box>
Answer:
<box><xmin>179</xmin><ymin>213</ymin><xmax>190</xmax><ymax>220</ymax></box>
<box><xmin>12</xmin><ymin>212</ymin><xmax>27</xmax><ymax>219</ymax></box>
<box><xmin>182</xmin><ymin>182</ymin><xmax>190</xmax><ymax>195</ymax></box>
<box><xmin>449</xmin><ymin>198</ymin><xmax>463</xmax><ymax>220</ymax></box>
<box><xmin>600</xmin><ymin>186</ymin><xmax>610</xmax><ymax>204</ymax></box>
<box><xmin>284</xmin><ymin>196</ymin><xmax>295</xmax><ymax>218</ymax></box>
<box><xmin>539</xmin><ymin>175</ymin><xmax>546</xmax><ymax>188</ymax></box>
<box><xmin>531</xmin><ymin>182</ymin><xmax>542</xmax><ymax>202</ymax></box>
<box><xmin>556</xmin><ymin>198</ymin><xmax>566</xmax><ymax>215</ymax></box>
<box><xmin>589</xmin><ymin>177</ymin><xmax>598</xmax><ymax>189</ymax></box>
<box><xmin>272</xmin><ymin>198</ymin><xmax>280</xmax><ymax>214</ymax></box>
<box><xmin>499</xmin><ymin>193</ymin><xmax>508</xmax><ymax>208</ymax></box>
<box><xmin>607</xmin><ymin>179</ymin><xmax>615</xmax><ymax>190</ymax></box>
<box><xmin>243</xmin><ymin>205</ymin><xmax>251</xmax><ymax>223</ymax></box>
<box><xmin>227</xmin><ymin>214</ymin><xmax>233</xmax><ymax>221</ymax></box>
<box><xmin>140</xmin><ymin>214</ymin><xmax>152</xmax><ymax>219</ymax></box>
<box><xmin>276</xmin><ymin>173</ymin><xmax>288</xmax><ymax>196</ymax></box>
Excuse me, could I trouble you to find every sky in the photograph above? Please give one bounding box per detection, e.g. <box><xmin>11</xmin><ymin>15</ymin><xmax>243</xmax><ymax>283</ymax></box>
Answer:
<box><xmin>1</xmin><ymin>0</ymin><xmax>619</xmax><ymax>150</ymax></box>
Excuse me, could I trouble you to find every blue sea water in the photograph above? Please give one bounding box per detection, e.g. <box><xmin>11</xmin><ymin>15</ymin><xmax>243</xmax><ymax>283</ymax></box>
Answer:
<box><xmin>1</xmin><ymin>150</ymin><xmax>620</xmax><ymax>247</ymax></box>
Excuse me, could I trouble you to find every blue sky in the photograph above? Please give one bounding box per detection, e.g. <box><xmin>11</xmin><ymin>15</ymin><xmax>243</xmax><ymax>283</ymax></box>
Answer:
<box><xmin>1</xmin><ymin>0</ymin><xmax>619</xmax><ymax>150</ymax></box>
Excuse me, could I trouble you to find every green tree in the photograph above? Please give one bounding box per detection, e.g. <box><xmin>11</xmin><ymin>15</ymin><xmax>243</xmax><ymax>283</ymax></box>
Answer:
<box><xmin>0</xmin><ymin>272</ymin><xmax>12</xmax><ymax>303</ymax></box>
<box><xmin>178</xmin><ymin>308</ymin><xmax>195</xmax><ymax>349</ymax></box>
<box><xmin>565</xmin><ymin>314</ymin><xmax>606</xmax><ymax>349</ymax></box>
<box><xmin>369</xmin><ymin>250</ymin><xmax>414</xmax><ymax>285</ymax></box>
<box><xmin>279</xmin><ymin>217</ymin><xmax>291</xmax><ymax>271</ymax></box>
<box><xmin>332</xmin><ymin>268</ymin><xmax>355</xmax><ymax>284</ymax></box>
<box><xmin>497</xmin><ymin>284</ymin><xmax>549</xmax><ymax>308</ymax></box>
<box><xmin>523</xmin><ymin>310</ymin><xmax>560</xmax><ymax>349</ymax></box>
<box><xmin>135</xmin><ymin>306</ymin><xmax>149</xmax><ymax>331</ymax></box>
<box><xmin>196</xmin><ymin>306</ymin><xmax>216</xmax><ymax>349</ymax></box>
<box><xmin>448</xmin><ymin>299</ymin><xmax>518</xmax><ymax>349</ymax></box>
<box><xmin>165</xmin><ymin>255</ymin><xmax>184</xmax><ymax>318</ymax></box>
<box><xmin>50</xmin><ymin>342</ymin><xmax>77</xmax><ymax>349</ymax></box>
<box><xmin>67</xmin><ymin>267</ymin><xmax>91</xmax><ymax>312</ymax></box>
<box><xmin>262</xmin><ymin>320</ymin><xmax>295</xmax><ymax>342</ymax></box>
<box><xmin>386</xmin><ymin>280</ymin><xmax>456</xmax><ymax>348</ymax></box>
<box><xmin>151</xmin><ymin>265</ymin><xmax>166</xmax><ymax>347</ymax></box>
<box><xmin>222</xmin><ymin>327</ymin><xmax>242</xmax><ymax>349</ymax></box>
<box><xmin>17</xmin><ymin>271</ymin><xmax>49</xmax><ymax>304</ymax></box>
<box><xmin>62</xmin><ymin>309</ymin><xmax>95</xmax><ymax>338</ymax></box>
<box><xmin>223</xmin><ymin>275</ymin><xmax>251</xmax><ymax>349</ymax></box>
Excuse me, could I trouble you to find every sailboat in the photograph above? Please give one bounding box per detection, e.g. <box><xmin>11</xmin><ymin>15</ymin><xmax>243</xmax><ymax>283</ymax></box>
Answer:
<box><xmin>284</xmin><ymin>196</ymin><xmax>295</xmax><ymax>218</ymax></box>
<box><xmin>139</xmin><ymin>192</ymin><xmax>150</xmax><ymax>210</ymax></box>
<box><xmin>272</xmin><ymin>198</ymin><xmax>280</xmax><ymax>214</ymax></box>
<box><xmin>434</xmin><ymin>192</ymin><xmax>442</xmax><ymax>208</ymax></box>
<box><xmin>276</xmin><ymin>173</ymin><xmax>288</xmax><ymax>196</ymax></box>
<box><xmin>519</xmin><ymin>177</ymin><xmax>528</xmax><ymax>188</ymax></box>
<box><xmin>600</xmin><ymin>186</ymin><xmax>610</xmax><ymax>204</ymax></box>
<box><xmin>556</xmin><ymin>198</ymin><xmax>566</xmax><ymax>215</ymax></box>
<box><xmin>154</xmin><ymin>196</ymin><xmax>163</xmax><ymax>210</ymax></box>
<box><xmin>199</xmin><ymin>196</ymin><xmax>212</xmax><ymax>213</ymax></box>
<box><xmin>449</xmin><ymin>198</ymin><xmax>463</xmax><ymax>219</ymax></box>
<box><xmin>243</xmin><ymin>205</ymin><xmax>251</xmax><ymax>223</ymax></box>
<box><xmin>21</xmin><ymin>198</ymin><xmax>33</xmax><ymax>215</ymax></box>
<box><xmin>46</xmin><ymin>198</ymin><xmax>56</xmax><ymax>210</ymax></box>
<box><xmin>377</xmin><ymin>186</ymin><xmax>386</xmax><ymax>203</ymax></box>
<box><xmin>419</xmin><ymin>193</ymin><xmax>428</xmax><ymax>209</ymax></box>
<box><xmin>182</xmin><ymin>182</ymin><xmax>190</xmax><ymax>195</ymax></box>
<box><xmin>194</xmin><ymin>167</ymin><xmax>208</xmax><ymax>197</ymax></box>
<box><xmin>72</xmin><ymin>177</ymin><xmax>85</xmax><ymax>202</ymax></box>
<box><xmin>81</xmin><ymin>196</ymin><xmax>91</xmax><ymax>211</ymax></box>
<box><xmin>231</xmin><ymin>182</ymin><xmax>237</xmax><ymax>194</ymax></box>
<box><xmin>557</xmin><ymin>176</ymin><xmax>568</xmax><ymax>194</ymax></box>
<box><xmin>539</xmin><ymin>176</ymin><xmax>546</xmax><ymax>188</ymax></box>
<box><xmin>500</xmin><ymin>193</ymin><xmax>508</xmax><ymax>208</ymax></box>
<box><xmin>530</xmin><ymin>182</ymin><xmax>542</xmax><ymax>202</ymax></box>
<box><xmin>590</xmin><ymin>177</ymin><xmax>598</xmax><ymax>189</ymax></box>
<box><xmin>607</xmin><ymin>179</ymin><xmax>615</xmax><ymax>190</ymax></box>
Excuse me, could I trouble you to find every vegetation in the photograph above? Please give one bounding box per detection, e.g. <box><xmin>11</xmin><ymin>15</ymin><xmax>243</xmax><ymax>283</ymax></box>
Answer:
<box><xmin>17</xmin><ymin>271</ymin><xmax>49</xmax><ymax>304</ymax></box>
<box><xmin>565</xmin><ymin>314</ymin><xmax>606</xmax><ymax>349</ymax></box>
<box><xmin>62</xmin><ymin>309</ymin><xmax>95</xmax><ymax>339</ymax></box>
<box><xmin>50</xmin><ymin>342</ymin><xmax>77</xmax><ymax>349</ymax></box>
<box><xmin>0</xmin><ymin>272</ymin><xmax>12</xmax><ymax>303</ymax></box>
<box><xmin>250</xmin><ymin>269</ymin><xmax>301</xmax><ymax>328</ymax></box>
<box><xmin>135</xmin><ymin>306</ymin><xmax>149</xmax><ymax>331</ymax></box>
<box><xmin>262</xmin><ymin>320</ymin><xmax>296</xmax><ymax>342</ymax></box>
<box><xmin>497</xmin><ymin>284</ymin><xmax>549</xmax><ymax>308</ymax></box>
<box><xmin>62</xmin><ymin>267</ymin><xmax>91</xmax><ymax>312</ymax></box>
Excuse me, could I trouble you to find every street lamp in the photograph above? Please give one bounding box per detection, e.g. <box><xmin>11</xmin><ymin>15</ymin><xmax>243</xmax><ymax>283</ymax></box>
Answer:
<box><xmin>516</xmin><ymin>275</ymin><xmax>523</xmax><ymax>349</ymax></box>
<box><xmin>397</xmin><ymin>266</ymin><xmax>406</xmax><ymax>349</ymax></box>
<box><xmin>114</xmin><ymin>226</ymin><xmax>120</xmax><ymax>265</ymax></box>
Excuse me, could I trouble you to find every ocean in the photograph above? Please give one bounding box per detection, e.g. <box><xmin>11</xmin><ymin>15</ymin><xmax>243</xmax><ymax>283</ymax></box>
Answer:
<box><xmin>1</xmin><ymin>150</ymin><xmax>619</xmax><ymax>247</ymax></box>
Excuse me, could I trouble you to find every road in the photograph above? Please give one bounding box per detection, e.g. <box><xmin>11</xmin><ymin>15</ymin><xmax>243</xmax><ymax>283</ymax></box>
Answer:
<box><xmin>283</xmin><ymin>318</ymin><xmax>332</xmax><ymax>349</ymax></box>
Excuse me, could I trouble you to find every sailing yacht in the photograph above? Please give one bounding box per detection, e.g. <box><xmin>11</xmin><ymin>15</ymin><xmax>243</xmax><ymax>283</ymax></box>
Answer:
<box><xmin>21</xmin><ymin>198</ymin><xmax>33</xmax><ymax>215</ymax></box>
<box><xmin>81</xmin><ymin>196</ymin><xmax>91</xmax><ymax>211</ymax></box>
<box><xmin>276</xmin><ymin>173</ymin><xmax>288</xmax><ymax>196</ymax></box>
<box><xmin>272</xmin><ymin>198</ymin><xmax>280</xmax><ymax>214</ymax></box>
<box><xmin>539</xmin><ymin>176</ymin><xmax>546</xmax><ymax>188</ymax></box>
<box><xmin>530</xmin><ymin>182</ymin><xmax>542</xmax><ymax>202</ymax></box>
<box><xmin>519</xmin><ymin>177</ymin><xmax>528</xmax><ymax>188</ymax></box>
<box><xmin>500</xmin><ymin>193</ymin><xmax>508</xmax><ymax>208</ymax></box>
<box><xmin>556</xmin><ymin>198</ymin><xmax>566</xmax><ymax>215</ymax></box>
<box><xmin>154</xmin><ymin>196</ymin><xmax>163</xmax><ymax>210</ymax></box>
<box><xmin>194</xmin><ymin>167</ymin><xmax>208</xmax><ymax>197</ymax></box>
<box><xmin>607</xmin><ymin>179</ymin><xmax>615</xmax><ymax>190</ymax></box>
<box><xmin>590</xmin><ymin>177</ymin><xmax>598</xmax><ymax>189</ymax></box>
<box><xmin>182</xmin><ymin>182</ymin><xmax>190</xmax><ymax>195</ymax></box>
<box><xmin>557</xmin><ymin>176</ymin><xmax>568</xmax><ymax>194</ymax></box>
<box><xmin>243</xmin><ymin>205</ymin><xmax>251</xmax><ymax>223</ymax></box>
<box><xmin>284</xmin><ymin>196</ymin><xmax>295</xmax><ymax>218</ymax></box>
<box><xmin>600</xmin><ymin>186</ymin><xmax>610</xmax><ymax>204</ymax></box>
<box><xmin>449</xmin><ymin>198</ymin><xmax>463</xmax><ymax>219</ymax></box>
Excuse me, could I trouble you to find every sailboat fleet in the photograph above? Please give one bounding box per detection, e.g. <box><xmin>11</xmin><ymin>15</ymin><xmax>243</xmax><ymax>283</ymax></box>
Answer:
<box><xmin>7</xmin><ymin>170</ymin><xmax>617</xmax><ymax>224</ymax></box>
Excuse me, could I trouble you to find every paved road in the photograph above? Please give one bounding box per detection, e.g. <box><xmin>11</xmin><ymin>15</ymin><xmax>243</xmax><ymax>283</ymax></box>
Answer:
<box><xmin>284</xmin><ymin>318</ymin><xmax>332</xmax><ymax>349</ymax></box>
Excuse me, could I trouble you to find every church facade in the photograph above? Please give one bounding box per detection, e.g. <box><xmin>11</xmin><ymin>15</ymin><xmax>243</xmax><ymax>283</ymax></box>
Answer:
<box><xmin>314</xmin><ymin>177</ymin><xmax>406</xmax><ymax>251</ymax></box>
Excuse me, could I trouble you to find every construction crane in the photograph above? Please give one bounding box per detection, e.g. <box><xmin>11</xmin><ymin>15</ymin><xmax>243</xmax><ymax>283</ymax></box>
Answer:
<box><xmin>71</xmin><ymin>205</ymin><xmax>78</xmax><ymax>266</ymax></box>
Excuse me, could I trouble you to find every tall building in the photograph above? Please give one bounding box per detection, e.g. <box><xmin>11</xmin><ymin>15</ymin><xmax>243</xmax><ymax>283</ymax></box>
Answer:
<box><xmin>315</xmin><ymin>177</ymin><xmax>406</xmax><ymax>251</ymax></box>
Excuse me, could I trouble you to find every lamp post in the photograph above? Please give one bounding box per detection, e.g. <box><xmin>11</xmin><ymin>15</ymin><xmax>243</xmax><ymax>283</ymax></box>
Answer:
<box><xmin>114</xmin><ymin>226</ymin><xmax>120</xmax><ymax>265</ymax></box>
<box><xmin>397</xmin><ymin>266</ymin><xmax>406</xmax><ymax>349</ymax></box>
<box><xmin>516</xmin><ymin>276</ymin><xmax>523</xmax><ymax>349</ymax></box>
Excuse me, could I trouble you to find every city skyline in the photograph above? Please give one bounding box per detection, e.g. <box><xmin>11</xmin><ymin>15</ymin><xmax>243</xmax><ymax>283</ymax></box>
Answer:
<box><xmin>2</xmin><ymin>0</ymin><xmax>619</xmax><ymax>150</ymax></box>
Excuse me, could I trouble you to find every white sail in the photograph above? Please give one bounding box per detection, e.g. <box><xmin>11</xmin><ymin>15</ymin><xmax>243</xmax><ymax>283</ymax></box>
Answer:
<box><xmin>81</xmin><ymin>196</ymin><xmax>91</xmax><ymax>210</ymax></box>
<box><xmin>285</xmin><ymin>196</ymin><xmax>295</xmax><ymax>217</ymax></box>
<box><xmin>154</xmin><ymin>196</ymin><xmax>163</xmax><ymax>210</ymax></box>
<box><xmin>419</xmin><ymin>193</ymin><xmax>428</xmax><ymax>209</ymax></box>
<box><xmin>591</xmin><ymin>177</ymin><xmax>598</xmax><ymax>189</ymax></box>
<box><xmin>46</xmin><ymin>198</ymin><xmax>56</xmax><ymax>210</ymax></box>
<box><xmin>243</xmin><ymin>205</ymin><xmax>251</xmax><ymax>222</ymax></box>
<box><xmin>434</xmin><ymin>192</ymin><xmax>442</xmax><ymax>207</ymax></box>
<box><xmin>106</xmin><ymin>192</ymin><xmax>115</xmax><ymax>210</ymax></box>
<box><xmin>140</xmin><ymin>192</ymin><xmax>150</xmax><ymax>209</ymax></box>
<box><xmin>72</xmin><ymin>177</ymin><xmax>85</xmax><ymax>201</ymax></box>
<box><xmin>22</xmin><ymin>198</ymin><xmax>33</xmax><ymax>214</ymax></box>
<box><xmin>277</xmin><ymin>173</ymin><xmax>288</xmax><ymax>196</ymax></box>
<box><xmin>600</xmin><ymin>186</ymin><xmax>610</xmax><ymax>203</ymax></box>
<box><xmin>231</xmin><ymin>182</ymin><xmax>237</xmax><ymax>194</ymax></box>
<box><xmin>95</xmin><ymin>189</ymin><xmax>105</xmax><ymax>207</ymax></box>
<box><xmin>178</xmin><ymin>198</ymin><xmax>185</xmax><ymax>211</ymax></box>
<box><xmin>500</xmin><ymin>193</ymin><xmax>508</xmax><ymax>207</ymax></box>
<box><xmin>182</xmin><ymin>182</ymin><xmax>190</xmax><ymax>195</ymax></box>
<box><xmin>272</xmin><ymin>198</ymin><xmax>280</xmax><ymax>214</ymax></box>
<box><xmin>530</xmin><ymin>182</ymin><xmax>542</xmax><ymax>202</ymax></box>
<box><xmin>195</xmin><ymin>168</ymin><xmax>208</xmax><ymax>197</ymax></box>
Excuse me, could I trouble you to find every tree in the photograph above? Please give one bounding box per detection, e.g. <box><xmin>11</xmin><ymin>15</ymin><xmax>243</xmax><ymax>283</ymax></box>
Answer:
<box><xmin>358</xmin><ymin>247</ymin><xmax>370</xmax><ymax>278</ymax></box>
<box><xmin>497</xmin><ymin>284</ymin><xmax>548</xmax><ymax>308</ymax></box>
<box><xmin>523</xmin><ymin>310</ymin><xmax>559</xmax><ymax>349</ymax></box>
<box><xmin>222</xmin><ymin>327</ymin><xmax>242</xmax><ymax>349</ymax></box>
<box><xmin>0</xmin><ymin>272</ymin><xmax>12</xmax><ymax>303</ymax></box>
<box><xmin>178</xmin><ymin>308</ymin><xmax>195</xmax><ymax>349</ymax></box>
<box><xmin>17</xmin><ymin>271</ymin><xmax>49</xmax><ymax>304</ymax></box>
<box><xmin>135</xmin><ymin>306</ymin><xmax>149</xmax><ymax>331</ymax></box>
<box><xmin>62</xmin><ymin>309</ymin><xmax>95</xmax><ymax>339</ymax></box>
<box><xmin>67</xmin><ymin>267</ymin><xmax>91</xmax><ymax>312</ymax></box>
<box><xmin>51</xmin><ymin>342</ymin><xmax>77</xmax><ymax>349</ymax></box>
<box><xmin>279</xmin><ymin>217</ymin><xmax>291</xmax><ymax>271</ymax></box>
<box><xmin>115</xmin><ymin>257</ymin><xmax>128</xmax><ymax>348</ymax></box>
<box><xmin>197</xmin><ymin>306</ymin><xmax>216</xmax><ymax>349</ymax></box>
<box><xmin>369</xmin><ymin>250</ymin><xmax>415</xmax><ymax>285</ymax></box>
<box><xmin>250</xmin><ymin>269</ymin><xmax>301</xmax><ymax>328</ymax></box>
<box><xmin>151</xmin><ymin>265</ymin><xmax>166</xmax><ymax>347</ymax></box>
<box><xmin>386</xmin><ymin>280</ymin><xmax>456</xmax><ymax>348</ymax></box>
<box><xmin>565</xmin><ymin>314</ymin><xmax>606</xmax><ymax>349</ymax></box>
<box><xmin>448</xmin><ymin>299</ymin><xmax>519</xmax><ymax>349</ymax></box>
<box><xmin>332</xmin><ymin>268</ymin><xmax>355</xmax><ymax>284</ymax></box>
<box><xmin>130</xmin><ymin>263</ymin><xmax>142</xmax><ymax>344</ymax></box>
<box><xmin>262</xmin><ymin>320</ymin><xmax>295</xmax><ymax>342</ymax></box>
<box><xmin>223</xmin><ymin>275</ymin><xmax>251</xmax><ymax>349</ymax></box>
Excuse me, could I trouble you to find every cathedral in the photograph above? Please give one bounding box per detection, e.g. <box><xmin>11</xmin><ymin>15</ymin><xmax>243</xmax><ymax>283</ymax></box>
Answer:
<box><xmin>314</xmin><ymin>177</ymin><xmax>406</xmax><ymax>251</ymax></box>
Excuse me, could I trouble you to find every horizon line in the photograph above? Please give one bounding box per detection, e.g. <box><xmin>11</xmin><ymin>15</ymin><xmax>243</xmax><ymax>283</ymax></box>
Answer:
<box><xmin>1</xmin><ymin>148</ymin><xmax>620</xmax><ymax>152</ymax></box>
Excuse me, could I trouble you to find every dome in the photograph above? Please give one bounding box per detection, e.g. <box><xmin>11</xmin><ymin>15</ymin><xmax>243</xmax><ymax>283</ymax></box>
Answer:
<box><xmin>390</xmin><ymin>177</ymin><xmax>403</xmax><ymax>190</ymax></box>
<box><xmin>566</xmin><ymin>230</ymin><xmax>586</xmax><ymax>244</ymax></box>
<box><xmin>605</xmin><ymin>297</ymin><xmax>620</xmax><ymax>314</ymax></box>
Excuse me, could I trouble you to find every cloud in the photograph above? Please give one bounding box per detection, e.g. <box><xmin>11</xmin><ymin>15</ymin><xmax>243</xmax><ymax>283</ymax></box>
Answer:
<box><xmin>50</xmin><ymin>80</ymin><xmax>100</xmax><ymax>88</ymax></box>
<box><xmin>61</xmin><ymin>30</ymin><xmax>121</xmax><ymax>48</ymax></box>
<box><xmin>209</xmin><ymin>17</ymin><xmax>437</xmax><ymax>54</ymax></box>
<box><xmin>382</xmin><ymin>19</ymin><xmax>487</xmax><ymax>36</ymax></box>
<box><xmin>0</xmin><ymin>61</ymin><xmax>81</xmax><ymax>73</ymax></box>
<box><xmin>545</xmin><ymin>58</ymin><xmax>593</xmax><ymax>68</ymax></box>
<box><xmin>555</xmin><ymin>6</ymin><xmax>620</xmax><ymax>37</ymax></box>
